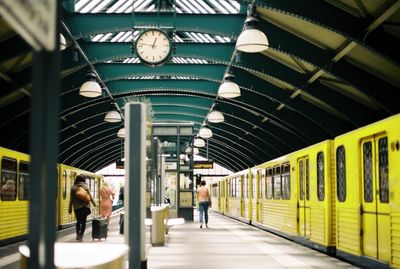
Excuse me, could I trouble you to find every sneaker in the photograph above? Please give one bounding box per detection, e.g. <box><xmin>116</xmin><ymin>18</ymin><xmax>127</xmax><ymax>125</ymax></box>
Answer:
<box><xmin>200</xmin><ymin>224</ymin><xmax>202</xmax><ymax>228</ymax></box>
<box><xmin>206</xmin><ymin>224</ymin><xmax>209</xmax><ymax>228</ymax></box>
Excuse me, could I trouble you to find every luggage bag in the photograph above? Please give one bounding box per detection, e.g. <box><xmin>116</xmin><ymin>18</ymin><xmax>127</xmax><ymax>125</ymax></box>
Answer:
<box><xmin>92</xmin><ymin>218</ymin><xmax>108</xmax><ymax>240</ymax></box>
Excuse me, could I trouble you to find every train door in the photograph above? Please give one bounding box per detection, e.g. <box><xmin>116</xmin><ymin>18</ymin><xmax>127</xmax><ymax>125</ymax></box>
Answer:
<box><xmin>361</xmin><ymin>135</ymin><xmax>390</xmax><ymax>262</ymax></box>
<box><xmin>256</xmin><ymin>170</ymin><xmax>263</xmax><ymax>223</ymax></box>
<box><xmin>240</xmin><ymin>175</ymin><xmax>245</xmax><ymax>218</ymax></box>
<box><xmin>298</xmin><ymin>157</ymin><xmax>311</xmax><ymax>238</ymax></box>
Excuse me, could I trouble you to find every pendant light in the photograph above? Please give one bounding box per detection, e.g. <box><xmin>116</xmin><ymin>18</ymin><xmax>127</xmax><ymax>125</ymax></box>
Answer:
<box><xmin>194</xmin><ymin>137</ymin><xmax>205</xmax><ymax>148</ymax></box>
<box><xmin>104</xmin><ymin>104</ymin><xmax>122</xmax><ymax>123</ymax></box>
<box><xmin>117</xmin><ymin>127</ymin><xmax>125</xmax><ymax>138</ymax></box>
<box><xmin>218</xmin><ymin>73</ymin><xmax>241</xmax><ymax>99</ymax></box>
<box><xmin>207</xmin><ymin>104</ymin><xmax>224</xmax><ymax>123</ymax></box>
<box><xmin>193</xmin><ymin>147</ymin><xmax>199</xmax><ymax>155</ymax></box>
<box><xmin>199</xmin><ymin>124</ymin><xmax>212</xmax><ymax>139</ymax></box>
<box><xmin>79</xmin><ymin>72</ymin><xmax>102</xmax><ymax>98</ymax></box>
<box><xmin>236</xmin><ymin>1</ymin><xmax>269</xmax><ymax>53</ymax></box>
<box><xmin>60</xmin><ymin>33</ymin><xmax>67</xmax><ymax>51</ymax></box>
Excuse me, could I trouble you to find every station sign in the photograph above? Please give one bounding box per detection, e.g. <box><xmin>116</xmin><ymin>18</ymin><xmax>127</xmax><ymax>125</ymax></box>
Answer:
<box><xmin>0</xmin><ymin>0</ymin><xmax>57</xmax><ymax>51</ymax></box>
<box><xmin>193</xmin><ymin>161</ymin><xmax>213</xmax><ymax>169</ymax></box>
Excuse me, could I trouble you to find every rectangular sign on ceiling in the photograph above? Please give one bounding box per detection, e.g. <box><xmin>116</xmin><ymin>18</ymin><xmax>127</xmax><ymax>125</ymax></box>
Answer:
<box><xmin>0</xmin><ymin>0</ymin><xmax>56</xmax><ymax>51</ymax></box>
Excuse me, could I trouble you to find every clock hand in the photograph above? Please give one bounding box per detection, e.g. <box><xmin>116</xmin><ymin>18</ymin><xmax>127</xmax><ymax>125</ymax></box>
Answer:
<box><xmin>152</xmin><ymin>38</ymin><xmax>157</xmax><ymax>48</ymax></box>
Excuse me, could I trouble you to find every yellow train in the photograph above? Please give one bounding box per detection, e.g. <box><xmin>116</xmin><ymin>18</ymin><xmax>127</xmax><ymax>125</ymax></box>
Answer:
<box><xmin>211</xmin><ymin>113</ymin><xmax>400</xmax><ymax>268</ymax></box>
<box><xmin>0</xmin><ymin>147</ymin><xmax>104</xmax><ymax>246</ymax></box>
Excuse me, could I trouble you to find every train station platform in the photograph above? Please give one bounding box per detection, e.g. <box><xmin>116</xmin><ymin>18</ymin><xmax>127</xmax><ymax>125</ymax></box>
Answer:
<box><xmin>0</xmin><ymin>210</ymin><xmax>359</xmax><ymax>269</ymax></box>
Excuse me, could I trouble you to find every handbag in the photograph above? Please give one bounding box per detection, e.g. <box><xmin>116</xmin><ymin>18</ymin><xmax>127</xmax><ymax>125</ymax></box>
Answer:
<box><xmin>76</xmin><ymin>186</ymin><xmax>91</xmax><ymax>203</ymax></box>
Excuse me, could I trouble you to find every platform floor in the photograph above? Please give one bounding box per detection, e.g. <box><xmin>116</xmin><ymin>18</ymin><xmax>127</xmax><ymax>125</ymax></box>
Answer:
<box><xmin>0</xmin><ymin>210</ymin><xmax>359</xmax><ymax>269</ymax></box>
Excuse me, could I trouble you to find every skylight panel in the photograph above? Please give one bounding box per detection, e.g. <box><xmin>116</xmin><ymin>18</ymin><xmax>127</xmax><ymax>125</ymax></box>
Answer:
<box><xmin>219</xmin><ymin>0</ymin><xmax>238</xmax><ymax>13</ymax></box>
<box><xmin>196</xmin><ymin>0</ymin><xmax>216</xmax><ymax>14</ymax></box>
<box><xmin>91</xmin><ymin>0</ymin><xmax>114</xmax><ymax>13</ymax></box>
<box><xmin>107</xmin><ymin>0</ymin><xmax>126</xmax><ymax>13</ymax></box>
<box><xmin>115</xmin><ymin>0</ymin><xmax>133</xmax><ymax>13</ymax></box>
<box><xmin>203</xmin><ymin>34</ymin><xmax>216</xmax><ymax>43</ymax></box>
<box><xmin>75</xmin><ymin>0</ymin><xmax>91</xmax><ymax>12</ymax></box>
<box><xmin>117</xmin><ymin>31</ymin><xmax>132</xmax><ymax>42</ymax></box>
<box><xmin>195</xmin><ymin>33</ymin><xmax>211</xmax><ymax>43</ymax></box>
<box><xmin>92</xmin><ymin>34</ymin><xmax>104</xmax><ymax>42</ymax></box>
<box><xmin>80</xmin><ymin>0</ymin><xmax>102</xmax><ymax>13</ymax></box>
<box><xmin>125</xmin><ymin>0</ymin><xmax>147</xmax><ymax>12</ymax></box>
<box><xmin>173</xmin><ymin>35</ymin><xmax>184</xmax><ymax>43</ymax></box>
<box><xmin>188</xmin><ymin>0</ymin><xmax>208</xmax><ymax>13</ymax></box>
<box><xmin>136</xmin><ymin>0</ymin><xmax>152</xmax><ymax>11</ymax></box>
<box><xmin>187</xmin><ymin>32</ymin><xmax>204</xmax><ymax>43</ymax></box>
<box><xmin>181</xmin><ymin>0</ymin><xmax>201</xmax><ymax>14</ymax></box>
<box><xmin>145</xmin><ymin>4</ymin><xmax>155</xmax><ymax>11</ymax></box>
<box><xmin>111</xmin><ymin>31</ymin><xmax>126</xmax><ymax>42</ymax></box>
<box><xmin>99</xmin><ymin>33</ymin><xmax>113</xmax><ymax>42</ymax></box>
<box><xmin>208</xmin><ymin>0</ymin><xmax>229</xmax><ymax>14</ymax></box>
<box><xmin>214</xmin><ymin>35</ymin><xmax>226</xmax><ymax>42</ymax></box>
<box><xmin>176</xmin><ymin>0</ymin><xmax>194</xmax><ymax>13</ymax></box>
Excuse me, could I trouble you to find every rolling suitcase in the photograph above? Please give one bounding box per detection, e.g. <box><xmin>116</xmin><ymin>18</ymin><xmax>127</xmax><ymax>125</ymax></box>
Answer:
<box><xmin>92</xmin><ymin>218</ymin><xmax>108</xmax><ymax>240</ymax></box>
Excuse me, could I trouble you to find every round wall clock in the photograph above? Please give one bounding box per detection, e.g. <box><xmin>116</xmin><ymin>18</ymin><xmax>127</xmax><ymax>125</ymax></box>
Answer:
<box><xmin>135</xmin><ymin>29</ymin><xmax>172</xmax><ymax>66</ymax></box>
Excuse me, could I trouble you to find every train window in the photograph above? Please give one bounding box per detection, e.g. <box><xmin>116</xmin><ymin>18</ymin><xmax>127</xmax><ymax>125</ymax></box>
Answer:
<box><xmin>281</xmin><ymin>163</ymin><xmax>290</xmax><ymax>200</ymax></box>
<box><xmin>336</xmin><ymin>146</ymin><xmax>346</xmax><ymax>202</ymax></box>
<box><xmin>244</xmin><ymin>175</ymin><xmax>248</xmax><ymax>198</ymax></box>
<box><xmin>305</xmin><ymin>159</ymin><xmax>309</xmax><ymax>200</ymax></box>
<box><xmin>299</xmin><ymin>160</ymin><xmax>304</xmax><ymax>200</ymax></box>
<box><xmin>363</xmin><ymin>142</ymin><xmax>373</xmax><ymax>203</ymax></box>
<box><xmin>317</xmin><ymin>152</ymin><xmax>325</xmax><ymax>201</ymax></box>
<box><xmin>252</xmin><ymin>172</ymin><xmax>256</xmax><ymax>199</ymax></box>
<box><xmin>378</xmin><ymin>137</ymin><xmax>389</xmax><ymax>203</ymax></box>
<box><xmin>258</xmin><ymin>170</ymin><xmax>263</xmax><ymax>199</ymax></box>
<box><xmin>62</xmin><ymin>170</ymin><xmax>67</xmax><ymax>200</ymax></box>
<box><xmin>265</xmin><ymin>168</ymin><xmax>272</xmax><ymax>199</ymax></box>
<box><xmin>273</xmin><ymin>166</ymin><xmax>281</xmax><ymax>199</ymax></box>
<box><xmin>1</xmin><ymin>158</ymin><xmax>17</xmax><ymax>201</ymax></box>
<box><xmin>235</xmin><ymin>177</ymin><xmax>239</xmax><ymax>198</ymax></box>
<box><xmin>18</xmin><ymin>161</ymin><xmax>30</xmax><ymax>200</ymax></box>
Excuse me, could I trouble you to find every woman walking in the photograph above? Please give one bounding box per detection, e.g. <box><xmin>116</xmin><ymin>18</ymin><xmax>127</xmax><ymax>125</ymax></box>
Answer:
<box><xmin>197</xmin><ymin>180</ymin><xmax>211</xmax><ymax>228</ymax></box>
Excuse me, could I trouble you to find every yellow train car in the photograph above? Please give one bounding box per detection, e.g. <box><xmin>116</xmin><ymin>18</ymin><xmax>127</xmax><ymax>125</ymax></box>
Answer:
<box><xmin>334</xmin><ymin>114</ymin><xmax>400</xmax><ymax>268</ymax></box>
<box><xmin>0</xmin><ymin>147</ymin><xmax>30</xmax><ymax>245</ymax></box>
<box><xmin>253</xmin><ymin>154</ymin><xmax>298</xmax><ymax>235</ymax></box>
<box><xmin>225</xmin><ymin>171</ymin><xmax>244</xmax><ymax>219</ymax></box>
<box><xmin>0</xmin><ymin>147</ymin><xmax>104</xmax><ymax>246</ymax></box>
<box><xmin>57</xmin><ymin>164</ymin><xmax>103</xmax><ymax>228</ymax></box>
<box><xmin>290</xmin><ymin>140</ymin><xmax>336</xmax><ymax>253</ymax></box>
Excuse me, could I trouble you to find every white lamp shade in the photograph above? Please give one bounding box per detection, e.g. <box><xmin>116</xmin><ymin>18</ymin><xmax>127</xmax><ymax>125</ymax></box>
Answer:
<box><xmin>104</xmin><ymin>110</ymin><xmax>122</xmax><ymax>123</ymax></box>
<box><xmin>60</xmin><ymin>33</ymin><xmax>67</xmax><ymax>51</ymax></box>
<box><xmin>218</xmin><ymin>81</ymin><xmax>241</xmax><ymax>98</ymax></box>
<box><xmin>193</xmin><ymin>147</ymin><xmax>199</xmax><ymax>155</ymax></box>
<box><xmin>236</xmin><ymin>28</ymin><xmax>269</xmax><ymax>53</ymax></box>
<box><xmin>185</xmin><ymin>146</ymin><xmax>193</xmax><ymax>154</ymax></box>
<box><xmin>207</xmin><ymin>110</ymin><xmax>224</xmax><ymax>123</ymax></box>
<box><xmin>199</xmin><ymin>126</ymin><xmax>212</xmax><ymax>139</ymax></box>
<box><xmin>117</xmin><ymin>128</ymin><xmax>125</xmax><ymax>138</ymax></box>
<box><xmin>194</xmin><ymin>137</ymin><xmax>205</xmax><ymax>147</ymax></box>
<box><xmin>79</xmin><ymin>80</ymin><xmax>102</xmax><ymax>97</ymax></box>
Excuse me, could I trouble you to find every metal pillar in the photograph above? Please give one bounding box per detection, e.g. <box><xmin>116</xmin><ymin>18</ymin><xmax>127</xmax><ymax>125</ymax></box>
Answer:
<box><xmin>27</xmin><ymin>2</ymin><xmax>61</xmax><ymax>268</ymax></box>
<box><xmin>125</xmin><ymin>103</ymin><xmax>147</xmax><ymax>269</ymax></box>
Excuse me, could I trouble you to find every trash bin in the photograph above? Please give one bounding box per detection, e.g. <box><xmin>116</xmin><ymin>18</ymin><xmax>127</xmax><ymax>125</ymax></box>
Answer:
<box><xmin>151</xmin><ymin>206</ymin><xmax>165</xmax><ymax>246</ymax></box>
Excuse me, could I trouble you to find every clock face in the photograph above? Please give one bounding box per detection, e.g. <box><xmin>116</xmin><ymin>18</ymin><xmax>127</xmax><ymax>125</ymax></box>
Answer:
<box><xmin>136</xmin><ymin>29</ymin><xmax>172</xmax><ymax>65</ymax></box>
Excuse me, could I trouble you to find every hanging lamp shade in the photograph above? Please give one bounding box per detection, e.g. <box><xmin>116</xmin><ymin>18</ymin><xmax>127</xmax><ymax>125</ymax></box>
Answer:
<box><xmin>207</xmin><ymin>104</ymin><xmax>225</xmax><ymax>123</ymax></box>
<box><xmin>117</xmin><ymin>128</ymin><xmax>125</xmax><ymax>138</ymax></box>
<box><xmin>79</xmin><ymin>73</ymin><xmax>102</xmax><ymax>98</ymax></box>
<box><xmin>218</xmin><ymin>73</ymin><xmax>240</xmax><ymax>99</ymax></box>
<box><xmin>185</xmin><ymin>146</ymin><xmax>193</xmax><ymax>154</ymax></box>
<box><xmin>60</xmin><ymin>33</ymin><xmax>67</xmax><ymax>51</ymax></box>
<box><xmin>193</xmin><ymin>147</ymin><xmax>199</xmax><ymax>155</ymax></box>
<box><xmin>236</xmin><ymin>16</ymin><xmax>269</xmax><ymax>53</ymax></box>
<box><xmin>199</xmin><ymin>125</ymin><xmax>212</xmax><ymax>139</ymax></box>
<box><xmin>104</xmin><ymin>110</ymin><xmax>122</xmax><ymax>123</ymax></box>
<box><xmin>194</xmin><ymin>137</ymin><xmax>205</xmax><ymax>147</ymax></box>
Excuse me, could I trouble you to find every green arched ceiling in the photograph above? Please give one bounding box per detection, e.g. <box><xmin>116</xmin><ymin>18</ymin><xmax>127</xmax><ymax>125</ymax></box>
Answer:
<box><xmin>0</xmin><ymin>0</ymin><xmax>399</xmax><ymax>172</ymax></box>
